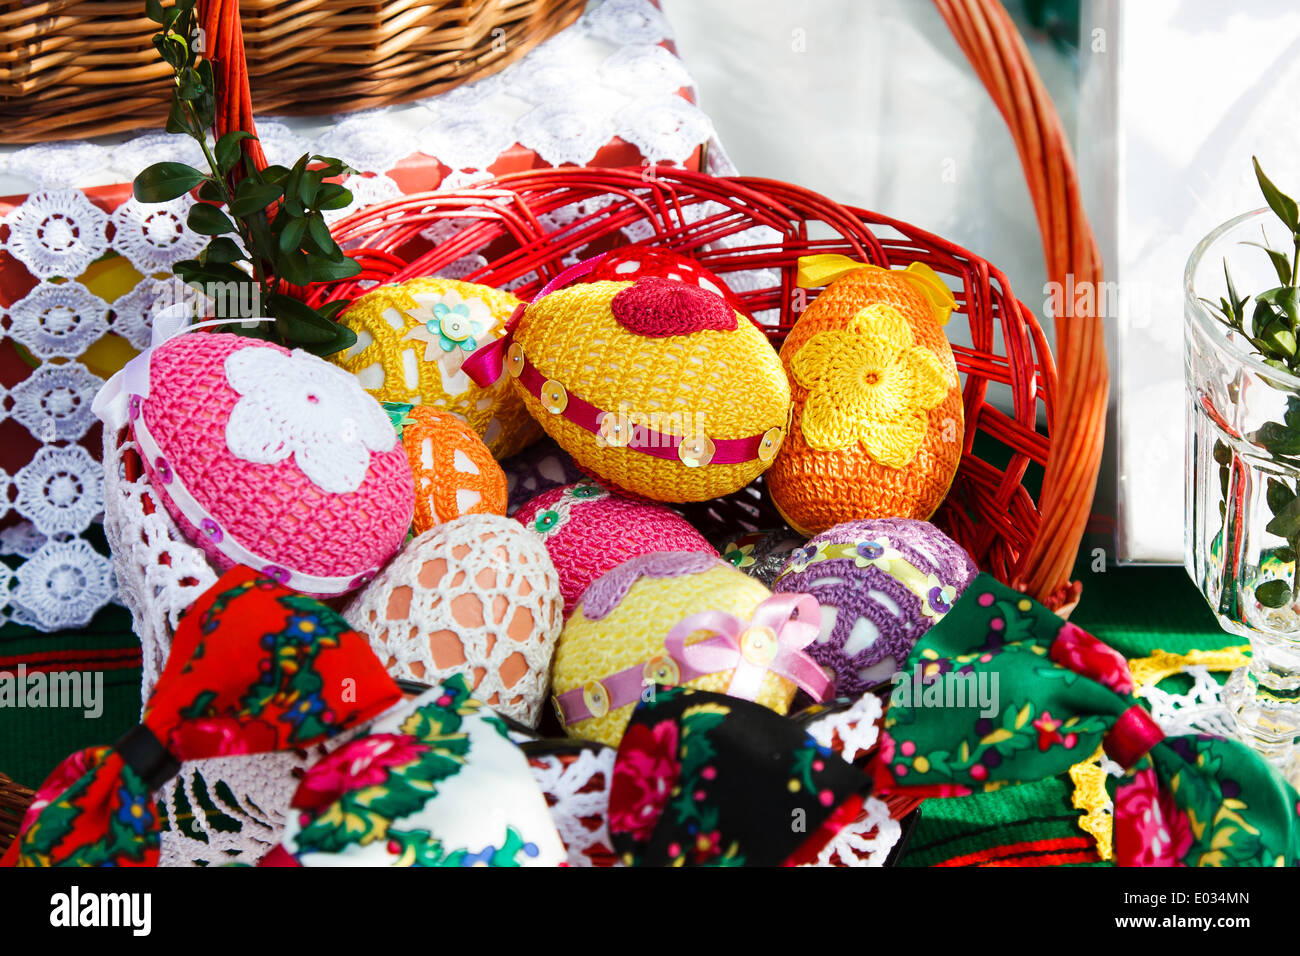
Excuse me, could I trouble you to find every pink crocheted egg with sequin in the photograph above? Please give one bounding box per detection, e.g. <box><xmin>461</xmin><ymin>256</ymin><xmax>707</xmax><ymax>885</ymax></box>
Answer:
<box><xmin>130</xmin><ymin>332</ymin><xmax>415</xmax><ymax>596</ymax></box>
<box><xmin>514</xmin><ymin>479</ymin><xmax>717</xmax><ymax>615</ymax></box>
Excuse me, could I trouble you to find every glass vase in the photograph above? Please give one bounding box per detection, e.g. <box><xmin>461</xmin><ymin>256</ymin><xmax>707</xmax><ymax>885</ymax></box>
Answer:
<box><xmin>1185</xmin><ymin>207</ymin><xmax>1300</xmax><ymax>781</ymax></box>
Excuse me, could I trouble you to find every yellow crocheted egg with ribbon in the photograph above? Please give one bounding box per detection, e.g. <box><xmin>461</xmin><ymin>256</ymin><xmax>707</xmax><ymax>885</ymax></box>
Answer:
<box><xmin>506</xmin><ymin>277</ymin><xmax>791</xmax><ymax>502</ymax></box>
<box><xmin>551</xmin><ymin>552</ymin><xmax>799</xmax><ymax>746</ymax></box>
<box><xmin>331</xmin><ymin>278</ymin><xmax>542</xmax><ymax>459</ymax></box>
<box><xmin>767</xmin><ymin>256</ymin><xmax>964</xmax><ymax>535</ymax></box>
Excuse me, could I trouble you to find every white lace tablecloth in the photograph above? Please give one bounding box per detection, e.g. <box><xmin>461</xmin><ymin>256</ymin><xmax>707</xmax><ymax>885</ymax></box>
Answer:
<box><xmin>0</xmin><ymin>0</ymin><xmax>720</xmax><ymax>633</ymax></box>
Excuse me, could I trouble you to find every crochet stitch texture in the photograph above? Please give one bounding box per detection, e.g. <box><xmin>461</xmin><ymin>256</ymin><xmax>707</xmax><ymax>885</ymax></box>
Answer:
<box><xmin>515</xmin><ymin>480</ymin><xmax>716</xmax><ymax>615</ymax></box>
<box><xmin>139</xmin><ymin>332</ymin><xmax>414</xmax><ymax>584</ymax></box>
<box><xmin>331</xmin><ymin>277</ymin><xmax>542</xmax><ymax>459</ymax></box>
<box><xmin>768</xmin><ymin>266</ymin><xmax>963</xmax><ymax>534</ymax></box>
<box><xmin>511</xmin><ymin>279</ymin><xmax>790</xmax><ymax>502</ymax></box>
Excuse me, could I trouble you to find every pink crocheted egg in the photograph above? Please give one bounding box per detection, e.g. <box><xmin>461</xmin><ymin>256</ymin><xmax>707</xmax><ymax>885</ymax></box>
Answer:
<box><xmin>130</xmin><ymin>332</ymin><xmax>415</xmax><ymax>596</ymax></box>
<box><xmin>514</xmin><ymin>479</ymin><xmax>717</xmax><ymax>615</ymax></box>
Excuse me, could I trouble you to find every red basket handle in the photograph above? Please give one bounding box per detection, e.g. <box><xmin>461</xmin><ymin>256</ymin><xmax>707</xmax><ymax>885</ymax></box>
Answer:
<box><xmin>201</xmin><ymin>0</ymin><xmax>266</xmax><ymax>174</ymax></box>
<box><xmin>933</xmin><ymin>0</ymin><xmax>1105</xmax><ymax>612</ymax></box>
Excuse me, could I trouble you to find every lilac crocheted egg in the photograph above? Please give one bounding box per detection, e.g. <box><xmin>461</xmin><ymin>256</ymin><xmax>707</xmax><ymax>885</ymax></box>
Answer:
<box><xmin>772</xmin><ymin>518</ymin><xmax>976</xmax><ymax>695</ymax></box>
<box><xmin>515</xmin><ymin>479</ymin><xmax>716</xmax><ymax>615</ymax></box>
<box><xmin>132</xmin><ymin>332</ymin><xmax>415</xmax><ymax>596</ymax></box>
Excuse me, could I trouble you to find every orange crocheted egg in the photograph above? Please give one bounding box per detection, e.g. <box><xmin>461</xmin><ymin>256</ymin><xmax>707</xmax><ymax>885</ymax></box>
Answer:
<box><xmin>390</xmin><ymin>404</ymin><xmax>507</xmax><ymax>534</ymax></box>
<box><xmin>506</xmin><ymin>277</ymin><xmax>791</xmax><ymax>502</ymax></box>
<box><xmin>767</xmin><ymin>259</ymin><xmax>964</xmax><ymax>535</ymax></box>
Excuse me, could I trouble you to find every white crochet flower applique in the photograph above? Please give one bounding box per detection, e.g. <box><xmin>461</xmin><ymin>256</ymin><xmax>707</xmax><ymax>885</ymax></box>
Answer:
<box><xmin>223</xmin><ymin>346</ymin><xmax>396</xmax><ymax>494</ymax></box>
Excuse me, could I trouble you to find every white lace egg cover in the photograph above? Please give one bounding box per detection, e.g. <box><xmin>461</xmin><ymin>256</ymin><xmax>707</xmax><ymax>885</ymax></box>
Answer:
<box><xmin>528</xmin><ymin>748</ymin><xmax>621</xmax><ymax>867</ymax></box>
<box><xmin>343</xmin><ymin>515</ymin><xmax>563</xmax><ymax>727</ymax></box>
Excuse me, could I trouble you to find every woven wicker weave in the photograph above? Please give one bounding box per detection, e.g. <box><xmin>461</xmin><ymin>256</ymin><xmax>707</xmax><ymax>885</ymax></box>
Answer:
<box><xmin>0</xmin><ymin>772</ymin><xmax>34</xmax><ymax>856</ymax></box>
<box><xmin>0</xmin><ymin>0</ymin><xmax>584</xmax><ymax>143</ymax></box>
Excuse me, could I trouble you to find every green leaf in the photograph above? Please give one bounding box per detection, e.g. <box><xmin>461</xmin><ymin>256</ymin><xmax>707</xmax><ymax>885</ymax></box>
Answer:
<box><xmin>307</xmin><ymin>254</ymin><xmax>362</xmax><ymax>283</ymax></box>
<box><xmin>1243</xmin><ymin>238</ymin><xmax>1293</xmax><ymax>288</ymax></box>
<box><xmin>214</xmin><ymin>131</ymin><xmax>254</xmax><ymax>174</ymax></box>
<box><xmin>152</xmin><ymin>33</ymin><xmax>188</xmax><ymax>70</ymax></box>
<box><xmin>314</xmin><ymin>183</ymin><xmax>352</xmax><ymax>211</ymax></box>
<box><xmin>1224</xmin><ymin>262</ymin><xmax>1249</xmax><ymax>325</ymax></box>
<box><xmin>176</xmin><ymin>68</ymin><xmax>202</xmax><ymax>102</ymax></box>
<box><xmin>1254</xmin><ymin>156</ymin><xmax>1299</xmax><ymax>233</ymax></box>
<box><xmin>1267</xmin><ymin>477</ymin><xmax>1295</xmax><ymax>515</ymax></box>
<box><xmin>277</xmin><ymin>250</ymin><xmax>311</xmax><ymax>286</ymax></box>
<box><xmin>133</xmin><ymin>162</ymin><xmax>205</xmax><ymax>202</ymax></box>
<box><xmin>260</xmin><ymin>165</ymin><xmax>292</xmax><ymax>185</ymax></box>
<box><xmin>1256</xmin><ymin>579</ymin><xmax>1291</xmax><ymax>608</ymax></box>
<box><xmin>1266</xmin><ymin>492</ymin><xmax>1300</xmax><ymax>538</ymax></box>
<box><xmin>1254</xmin><ymin>421</ymin><xmax>1300</xmax><ymax>457</ymax></box>
<box><xmin>187</xmin><ymin>202</ymin><xmax>236</xmax><ymax>236</ymax></box>
<box><xmin>278</xmin><ymin>218</ymin><xmax>307</xmax><ymax>255</ymax></box>
<box><xmin>306</xmin><ymin>215</ymin><xmax>342</xmax><ymax>260</ymax></box>
<box><xmin>145</xmin><ymin>0</ymin><xmax>166</xmax><ymax>24</ymax></box>
<box><xmin>193</xmin><ymin>59</ymin><xmax>216</xmax><ymax>130</ymax></box>
<box><xmin>317</xmin><ymin>299</ymin><xmax>350</xmax><ymax>322</ymax></box>
<box><xmin>197</xmin><ymin>179</ymin><xmax>224</xmax><ymax>202</ymax></box>
<box><xmin>298</xmin><ymin>172</ymin><xmax>320</xmax><ymax>208</ymax></box>
<box><xmin>228</xmin><ymin>183</ymin><xmax>282</xmax><ymax>218</ymax></box>
<box><xmin>164</xmin><ymin>97</ymin><xmax>193</xmax><ymax>136</ymax></box>
<box><xmin>201</xmin><ymin>236</ymin><xmax>245</xmax><ymax>265</ymax></box>
<box><xmin>267</xmin><ymin>293</ymin><xmax>357</xmax><ymax>355</ymax></box>
<box><xmin>1258</xmin><ymin>286</ymin><xmax>1300</xmax><ymax>327</ymax></box>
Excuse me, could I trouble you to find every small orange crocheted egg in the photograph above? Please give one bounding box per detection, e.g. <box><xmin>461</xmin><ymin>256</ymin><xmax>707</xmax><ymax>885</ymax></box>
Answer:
<box><xmin>506</xmin><ymin>277</ymin><xmax>791</xmax><ymax>502</ymax></box>
<box><xmin>767</xmin><ymin>257</ymin><xmax>964</xmax><ymax>535</ymax></box>
<box><xmin>389</xmin><ymin>403</ymin><xmax>507</xmax><ymax>534</ymax></box>
<box><xmin>331</xmin><ymin>278</ymin><xmax>542</xmax><ymax>459</ymax></box>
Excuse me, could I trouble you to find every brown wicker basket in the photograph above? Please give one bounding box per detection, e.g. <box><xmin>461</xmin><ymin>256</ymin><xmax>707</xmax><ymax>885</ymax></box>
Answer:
<box><xmin>0</xmin><ymin>0</ymin><xmax>585</xmax><ymax>144</ymax></box>
<box><xmin>0</xmin><ymin>772</ymin><xmax>34</xmax><ymax>856</ymax></box>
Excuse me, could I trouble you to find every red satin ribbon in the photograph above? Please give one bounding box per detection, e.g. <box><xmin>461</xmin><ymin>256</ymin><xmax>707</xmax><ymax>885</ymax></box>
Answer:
<box><xmin>1103</xmin><ymin>705</ymin><xmax>1166</xmax><ymax>770</ymax></box>
<box><xmin>463</xmin><ymin>254</ymin><xmax>607</xmax><ymax>386</ymax></box>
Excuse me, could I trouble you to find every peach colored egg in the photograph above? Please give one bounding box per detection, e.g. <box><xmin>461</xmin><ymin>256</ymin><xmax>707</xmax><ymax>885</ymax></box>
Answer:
<box><xmin>343</xmin><ymin>514</ymin><xmax>562</xmax><ymax>726</ymax></box>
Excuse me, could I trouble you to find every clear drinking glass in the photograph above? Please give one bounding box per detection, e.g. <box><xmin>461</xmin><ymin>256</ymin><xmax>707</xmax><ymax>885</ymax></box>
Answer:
<box><xmin>1186</xmin><ymin>207</ymin><xmax>1300</xmax><ymax>781</ymax></box>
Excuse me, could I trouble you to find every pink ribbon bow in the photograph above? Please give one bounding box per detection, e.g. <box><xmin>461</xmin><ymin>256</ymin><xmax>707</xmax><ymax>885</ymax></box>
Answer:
<box><xmin>665</xmin><ymin>593</ymin><xmax>831</xmax><ymax>703</ymax></box>
<box><xmin>462</xmin><ymin>253</ymin><xmax>606</xmax><ymax>387</ymax></box>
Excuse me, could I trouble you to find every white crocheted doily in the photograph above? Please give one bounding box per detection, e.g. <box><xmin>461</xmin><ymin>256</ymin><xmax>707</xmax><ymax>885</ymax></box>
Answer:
<box><xmin>3</xmin><ymin>0</ymin><xmax>719</xmax><ymax>631</ymax></box>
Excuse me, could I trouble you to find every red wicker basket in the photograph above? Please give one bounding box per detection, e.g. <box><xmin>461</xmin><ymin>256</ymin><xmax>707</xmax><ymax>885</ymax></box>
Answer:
<box><xmin>195</xmin><ymin>0</ymin><xmax>1105</xmax><ymax>608</ymax></box>
<box><xmin>307</xmin><ymin>166</ymin><xmax>1065</xmax><ymax>600</ymax></box>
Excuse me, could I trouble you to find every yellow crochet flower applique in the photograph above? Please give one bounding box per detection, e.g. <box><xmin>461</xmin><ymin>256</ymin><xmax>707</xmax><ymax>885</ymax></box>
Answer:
<box><xmin>790</xmin><ymin>304</ymin><xmax>952</xmax><ymax>467</ymax></box>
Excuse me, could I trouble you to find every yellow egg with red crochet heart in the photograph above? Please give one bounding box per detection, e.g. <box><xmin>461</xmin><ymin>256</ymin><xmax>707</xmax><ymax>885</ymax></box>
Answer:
<box><xmin>330</xmin><ymin>278</ymin><xmax>542</xmax><ymax>459</ymax></box>
<box><xmin>391</xmin><ymin>404</ymin><xmax>508</xmax><ymax>534</ymax></box>
<box><xmin>551</xmin><ymin>552</ymin><xmax>798</xmax><ymax>746</ymax></box>
<box><xmin>767</xmin><ymin>258</ymin><xmax>964</xmax><ymax>535</ymax></box>
<box><xmin>508</xmin><ymin>277</ymin><xmax>790</xmax><ymax>502</ymax></box>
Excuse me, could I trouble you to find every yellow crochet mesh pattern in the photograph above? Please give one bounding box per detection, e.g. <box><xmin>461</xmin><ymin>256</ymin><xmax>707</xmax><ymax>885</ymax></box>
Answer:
<box><xmin>1069</xmin><ymin>745</ymin><xmax>1113</xmax><ymax>862</ymax></box>
<box><xmin>768</xmin><ymin>266</ymin><xmax>963</xmax><ymax>535</ymax></box>
<box><xmin>1066</xmin><ymin>645</ymin><xmax>1251</xmax><ymax>861</ymax></box>
<box><xmin>552</xmin><ymin>563</ymin><xmax>797</xmax><ymax>746</ymax></box>
<box><xmin>330</xmin><ymin>277</ymin><xmax>542</xmax><ymax>459</ymax></box>
<box><xmin>512</xmin><ymin>281</ymin><xmax>791</xmax><ymax>502</ymax></box>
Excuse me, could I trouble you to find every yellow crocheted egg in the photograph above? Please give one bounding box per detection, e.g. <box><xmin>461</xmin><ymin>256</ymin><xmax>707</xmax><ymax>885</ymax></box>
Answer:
<box><xmin>331</xmin><ymin>278</ymin><xmax>542</xmax><ymax>459</ymax></box>
<box><xmin>507</xmin><ymin>278</ymin><xmax>791</xmax><ymax>502</ymax></box>
<box><xmin>551</xmin><ymin>552</ymin><xmax>797</xmax><ymax>746</ymax></box>
<box><xmin>767</xmin><ymin>259</ymin><xmax>964</xmax><ymax>535</ymax></box>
